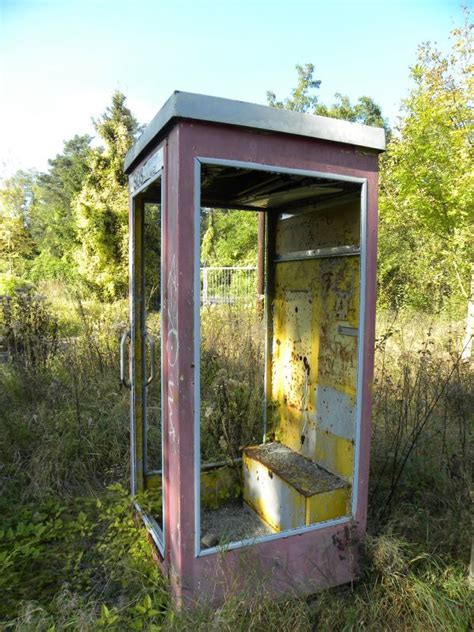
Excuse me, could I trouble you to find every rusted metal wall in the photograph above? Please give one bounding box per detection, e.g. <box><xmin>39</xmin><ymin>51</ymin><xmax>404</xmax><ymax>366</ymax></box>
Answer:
<box><xmin>270</xmin><ymin>199</ymin><xmax>360</xmax><ymax>483</ymax></box>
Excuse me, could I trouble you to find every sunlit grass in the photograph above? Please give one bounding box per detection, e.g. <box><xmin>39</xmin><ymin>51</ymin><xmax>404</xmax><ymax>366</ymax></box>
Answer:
<box><xmin>0</xmin><ymin>289</ymin><xmax>472</xmax><ymax>630</ymax></box>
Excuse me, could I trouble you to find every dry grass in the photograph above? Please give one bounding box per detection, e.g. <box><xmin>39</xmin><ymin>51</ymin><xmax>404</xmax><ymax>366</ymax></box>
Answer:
<box><xmin>0</xmin><ymin>294</ymin><xmax>472</xmax><ymax>630</ymax></box>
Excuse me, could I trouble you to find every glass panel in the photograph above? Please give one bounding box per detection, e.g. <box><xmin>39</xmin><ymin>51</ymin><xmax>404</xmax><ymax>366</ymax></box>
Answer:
<box><xmin>131</xmin><ymin>173</ymin><xmax>163</xmax><ymax>537</ymax></box>
<box><xmin>144</xmin><ymin>201</ymin><xmax>162</xmax><ymax>475</ymax></box>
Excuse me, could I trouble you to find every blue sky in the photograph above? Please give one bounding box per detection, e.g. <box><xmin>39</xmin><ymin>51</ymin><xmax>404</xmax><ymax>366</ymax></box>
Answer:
<box><xmin>0</xmin><ymin>0</ymin><xmax>465</xmax><ymax>177</ymax></box>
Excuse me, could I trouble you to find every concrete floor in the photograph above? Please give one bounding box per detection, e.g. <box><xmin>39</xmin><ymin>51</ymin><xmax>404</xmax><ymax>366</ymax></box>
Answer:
<box><xmin>201</xmin><ymin>502</ymin><xmax>273</xmax><ymax>548</ymax></box>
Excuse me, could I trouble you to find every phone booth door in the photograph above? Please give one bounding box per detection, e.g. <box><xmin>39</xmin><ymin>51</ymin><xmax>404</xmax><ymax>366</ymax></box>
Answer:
<box><xmin>120</xmin><ymin>147</ymin><xmax>165</xmax><ymax>553</ymax></box>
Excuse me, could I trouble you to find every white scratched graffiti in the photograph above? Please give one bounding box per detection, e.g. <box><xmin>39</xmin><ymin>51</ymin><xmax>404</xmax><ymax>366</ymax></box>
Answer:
<box><xmin>167</xmin><ymin>254</ymin><xmax>179</xmax><ymax>452</ymax></box>
<box><xmin>167</xmin><ymin>255</ymin><xmax>179</xmax><ymax>367</ymax></box>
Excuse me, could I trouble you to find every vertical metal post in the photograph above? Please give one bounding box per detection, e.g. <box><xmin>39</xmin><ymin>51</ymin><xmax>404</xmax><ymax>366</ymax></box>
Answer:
<box><xmin>263</xmin><ymin>212</ymin><xmax>275</xmax><ymax>442</ymax></box>
<box><xmin>257</xmin><ymin>211</ymin><xmax>265</xmax><ymax>314</ymax></box>
<box><xmin>131</xmin><ymin>195</ymin><xmax>145</xmax><ymax>494</ymax></box>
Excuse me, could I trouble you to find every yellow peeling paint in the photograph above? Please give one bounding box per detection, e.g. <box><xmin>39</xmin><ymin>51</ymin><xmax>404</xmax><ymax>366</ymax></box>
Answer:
<box><xmin>305</xmin><ymin>487</ymin><xmax>349</xmax><ymax>524</ymax></box>
<box><xmin>275</xmin><ymin>200</ymin><xmax>360</xmax><ymax>253</ymax></box>
<box><xmin>145</xmin><ymin>466</ymin><xmax>241</xmax><ymax>510</ymax></box>
<box><xmin>315</xmin><ymin>433</ymin><xmax>354</xmax><ymax>481</ymax></box>
<box><xmin>243</xmin><ymin>451</ymin><xmax>350</xmax><ymax>532</ymax></box>
<box><xmin>269</xmin><ymin>201</ymin><xmax>360</xmax><ymax>483</ymax></box>
<box><xmin>243</xmin><ymin>452</ymin><xmax>306</xmax><ymax>531</ymax></box>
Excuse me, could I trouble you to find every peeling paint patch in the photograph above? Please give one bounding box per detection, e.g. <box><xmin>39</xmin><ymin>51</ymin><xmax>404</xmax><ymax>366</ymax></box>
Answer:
<box><xmin>272</xmin><ymin>289</ymin><xmax>312</xmax><ymax>411</ymax></box>
<box><xmin>315</xmin><ymin>433</ymin><xmax>354</xmax><ymax>481</ymax></box>
<box><xmin>316</xmin><ymin>385</ymin><xmax>355</xmax><ymax>441</ymax></box>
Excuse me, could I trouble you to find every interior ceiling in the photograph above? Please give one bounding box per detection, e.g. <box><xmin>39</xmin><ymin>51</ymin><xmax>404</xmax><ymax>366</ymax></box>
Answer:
<box><xmin>200</xmin><ymin>164</ymin><xmax>360</xmax><ymax>211</ymax></box>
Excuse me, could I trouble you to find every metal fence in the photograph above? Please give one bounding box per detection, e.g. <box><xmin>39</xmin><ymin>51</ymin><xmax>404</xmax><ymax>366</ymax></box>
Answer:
<box><xmin>201</xmin><ymin>267</ymin><xmax>257</xmax><ymax>305</ymax></box>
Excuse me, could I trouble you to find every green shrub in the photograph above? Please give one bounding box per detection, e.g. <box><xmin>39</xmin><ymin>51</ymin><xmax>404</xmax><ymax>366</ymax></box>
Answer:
<box><xmin>0</xmin><ymin>288</ymin><xmax>58</xmax><ymax>370</ymax></box>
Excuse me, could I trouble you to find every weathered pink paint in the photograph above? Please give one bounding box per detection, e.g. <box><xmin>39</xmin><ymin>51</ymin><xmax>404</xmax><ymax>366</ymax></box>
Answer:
<box><xmin>150</xmin><ymin>120</ymin><xmax>380</xmax><ymax>606</ymax></box>
<box><xmin>126</xmin><ymin>102</ymin><xmax>382</xmax><ymax>607</ymax></box>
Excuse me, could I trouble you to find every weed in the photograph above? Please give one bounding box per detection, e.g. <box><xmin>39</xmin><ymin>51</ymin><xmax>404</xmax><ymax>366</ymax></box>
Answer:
<box><xmin>0</xmin><ymin>296</ymin><xmax>472</xmax><ymax>630</ymax></box>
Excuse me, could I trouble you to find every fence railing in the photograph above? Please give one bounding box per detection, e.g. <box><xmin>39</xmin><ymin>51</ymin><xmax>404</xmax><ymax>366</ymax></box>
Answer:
<box><xmin>201</xmin><ymin>267</ymin><xmax>257</xmax><ymax>305</ymax></box>
<box><xmin>146</xmin><ymin>266</ymin><xmax>258</xmax><ymax>310</ymax></box>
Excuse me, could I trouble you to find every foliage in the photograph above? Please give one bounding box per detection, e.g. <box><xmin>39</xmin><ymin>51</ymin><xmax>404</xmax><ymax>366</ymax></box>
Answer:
<box><xmin>0</xmin><ymin>294</ymin><xmax>129</xmax><ymax>501</ymax></box>
<box><xmin>201</xmin><ymin>209</ymin><xmax>258</xmax><ymax>267</ymax></box>
<box><xmin>200</xmin><ymin>306</ymin><xmax>264</xmax><ymax>462</ymax></box>
<box><xmin>267</xmin><ymin>62</ymin><xmax>389</xmax><ymax>132</ymax></box>
<box><xmin>0</xmin><ymin>485</ymin><xmax>168</xmax><ymax>630</ymax></box>
<box><xmin>315</xmin><ymin>93</ymin><xmax>389</xmax><ymax>134</ymax></box>
<box><xmin>266</xmin><ymin>18</ymin><xmax>472</xmax><ymax>314</ymax></box>
<box><xmin>0</xmin><ymin>287</ymin><xmax>472</xmax><ymax>629</ymax></box>
<box><xmin>378</xmin><ymin>16</ymin><xmax>473</xmax><ymax>312</ymax></box>
<box><xmin>267</xmin><ymin>63</ymin><xmax>321</xmax><ymax>112</ymax></box>
<box><xmin>0</xmin><ymin>93</ymin><xmax>140</xmax><ymax>300</ymax></box>
<box><xmin>73</xmin><ymin>92</ymin><xmax>140</xmax><ymax>299</ymax></box>
<box><xmin>370</xmin><ymin>313</ymin><xmax>471</xmax><ymax>545</ymax></box>
<box><xmin>0</xmin><ymin>288</ymin><xmax>58</xmax><ymax>370</ymax></box>
<box><xmin>2</xmin><ymin>487</ymin><xmax>471</xmax><ymax>630</ymax></box>
<box><xmin>310</xmin><ymin>538</ymin><xmax>472</xmax><ymax>631</ymax></box>
<box><xmin>28</xmin><ymin>135</ymin><xmax>92</xmax><ymax>283</ymax></box>
<box><xmin>0</xmin><ymin>171</ymin><xmax>37</xmax><ymax>280</ymax></box>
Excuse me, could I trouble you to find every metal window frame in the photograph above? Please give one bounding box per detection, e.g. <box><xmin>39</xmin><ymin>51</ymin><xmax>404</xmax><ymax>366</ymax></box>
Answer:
<box><xmin>193</xmin><ymin>156</ymin><xmax>368</xmax><ymax>558</ymax></box>
<box><xmin>129</xmin><ymin>164</ymin><xmax>165</xmax><ymax>557</ymax></box>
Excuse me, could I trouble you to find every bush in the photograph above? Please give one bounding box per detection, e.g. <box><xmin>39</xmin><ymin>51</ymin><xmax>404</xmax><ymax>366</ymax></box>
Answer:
<box><xmin>0</xmin><ymin>287</ymin><xmax>58</xmax><ymax>370</ymax></box>
<box><xmin>0</xmin><ymin>296</ymin><xmax>129</xmax><ymax>501</ymax></box>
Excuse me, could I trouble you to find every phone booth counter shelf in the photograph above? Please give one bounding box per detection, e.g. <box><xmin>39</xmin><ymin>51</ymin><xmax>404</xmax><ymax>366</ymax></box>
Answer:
<box><xmin>122</xmin><ymin>91</ymin><xmax>385</xmax><ymax>607</ymax></box>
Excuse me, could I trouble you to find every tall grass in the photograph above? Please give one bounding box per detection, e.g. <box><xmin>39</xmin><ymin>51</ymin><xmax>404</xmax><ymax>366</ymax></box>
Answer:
<box><xmin>369</xmin><ymin>312</ymin><xmax>471</xmax><ymax>559</ymax></box>
<box><xmin>200</xmin><ymin>305</ymin><xmax>265</xmax><ymax>463</ymax></box>
<box><xmin>0</xmin><ymin>290</ymin><xmax>130</xmax><ymax>501</ymax></box>
<box><xmin>0</xmin><ymin>288</ymin><xmax>472</xmax><ymax>630</ymax></box>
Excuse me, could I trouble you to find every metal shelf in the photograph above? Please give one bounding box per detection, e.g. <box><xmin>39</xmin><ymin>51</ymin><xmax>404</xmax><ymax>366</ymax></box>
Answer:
<box><xmin>274</xmin><ymin>244</ymin><xmax>360</xmax><ymax>263</ymax></box>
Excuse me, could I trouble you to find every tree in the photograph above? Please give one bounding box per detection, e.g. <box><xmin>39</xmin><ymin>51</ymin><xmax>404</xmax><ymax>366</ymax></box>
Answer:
<box><xmin>378</xmin><ymin>14</ymin><xmax>473</xmax><ymax>312</ymax></box>
<box><xmin>40</xmin><ymin>134</ymin><xmax>93</xmax><ymax>208</ymax></box>
<box><xmin>201</xmin><ymin>209</ymin><xmax>258</xmax><ymax>267</ymax></box>
<box><xmin>267</xmin><ymin>63</ymin><xmax>321</xmax><ymax>113</ymax></box>
<box><xmin>267</xmin><ymin>63</ymin><xmax>388</xmax><ymax>133</ymax></box>
<box><xmin>315</xmin><ymin>93</ymin><xmax>390</xmax><ymax>135</ymax></box>
<box><xmin>0</xmin><ymin>171</ymin><xmax>37</xmax><ymax>285</ymax></box>
<box><xmin>73</xmin><ymin>92</ymin><xmax>141</xmax><ymax>299</ymax></box>
<box><xmin>28</xmin><ymin>135</ymin><xmax>92</xmax><ymax>281</ymax></box>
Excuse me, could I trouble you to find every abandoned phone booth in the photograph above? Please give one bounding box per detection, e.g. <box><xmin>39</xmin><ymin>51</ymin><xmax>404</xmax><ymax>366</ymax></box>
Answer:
<box><xmin>121</xmin><ymin>91</ymin><xmax>385</xmax><ymax>605</ymax></box>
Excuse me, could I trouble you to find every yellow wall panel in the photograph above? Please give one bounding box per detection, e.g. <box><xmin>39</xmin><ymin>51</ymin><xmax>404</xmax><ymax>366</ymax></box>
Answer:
<box><xmin>269</xmin><ymin>203</ymin><xmax>359</xmax><ymax>482</ymax></box>
<box><xmin>315</xmin><ymin>433</ymin><xmax>354</xmax><ymax>481</ymax></box>
<box><xmin>305</xmin><ymin>487</ymin><xmax>350</xmax><ymax>524</ymax></box>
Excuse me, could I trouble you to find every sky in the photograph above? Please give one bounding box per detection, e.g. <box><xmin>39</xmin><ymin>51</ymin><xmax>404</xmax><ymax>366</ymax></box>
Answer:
<box><xmin>0</xmin><ymin>0</ymin><xmax>465</xmax><ymax>178</ymax></box>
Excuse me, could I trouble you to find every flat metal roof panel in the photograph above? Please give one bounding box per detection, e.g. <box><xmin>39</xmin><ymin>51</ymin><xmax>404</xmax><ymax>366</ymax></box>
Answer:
<box><xmin>124</xmin><ymin>91</ymin><xmax>386</xmax><ymax>172</ymax></box>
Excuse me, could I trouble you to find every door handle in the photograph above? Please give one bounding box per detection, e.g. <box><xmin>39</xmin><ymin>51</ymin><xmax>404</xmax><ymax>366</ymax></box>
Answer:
<box><xmin>120</xmin><ymin>331</ymin><xmax>132</xmax><ymax>389</ymax></box>
<box><xmin>145</xmin><ymin>332</ymin><xmax>156</xmax><ymax>386</ymax></box>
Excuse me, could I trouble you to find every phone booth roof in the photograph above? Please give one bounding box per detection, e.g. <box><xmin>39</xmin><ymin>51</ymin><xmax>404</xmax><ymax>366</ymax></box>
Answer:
<box><xmin>124</xmin><ymin>91</ymin><xmax>385</xmax><ymax>174</ymax></box>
